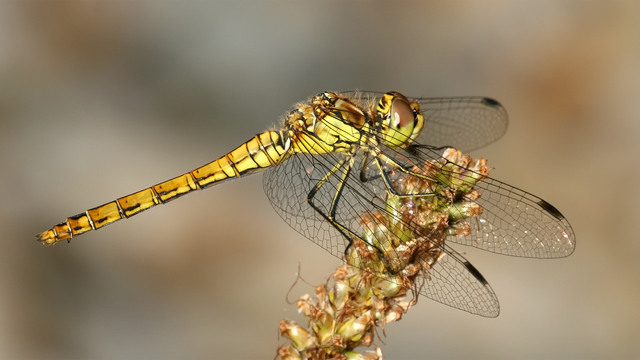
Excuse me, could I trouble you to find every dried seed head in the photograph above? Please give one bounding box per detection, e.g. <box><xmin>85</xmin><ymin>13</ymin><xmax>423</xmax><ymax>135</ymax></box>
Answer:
<box><xmin>279</xmin><ymin>320</ymin><xmax>316</xmax><ymax>351</ymax></box>
<box><xmin>277</xmin><ymin>148</ymin><xmax>490</xmax><ymax>359</ymax></box>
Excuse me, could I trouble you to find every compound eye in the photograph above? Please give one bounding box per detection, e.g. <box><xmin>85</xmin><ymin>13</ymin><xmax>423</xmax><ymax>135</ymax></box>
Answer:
<box><xmin>390</xmin><ymin>97</ymin><xmax>415</xmax><ymax>129</ymax></box>
<box><xmin>382</xmin><ymin>93</ymin><xmax>416</xmax><ymax>147</ymax></box>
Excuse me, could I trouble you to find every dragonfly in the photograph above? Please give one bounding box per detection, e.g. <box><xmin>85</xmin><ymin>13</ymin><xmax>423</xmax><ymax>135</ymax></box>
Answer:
<box><xmin>38</xmin><ymin>91</ymin><xmax>575</xmax><ymax>317</ymax></box>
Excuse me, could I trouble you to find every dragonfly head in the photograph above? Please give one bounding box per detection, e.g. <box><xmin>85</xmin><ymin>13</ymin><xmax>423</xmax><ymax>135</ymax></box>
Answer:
<box><xmin>377</xmin><ymin>91</ymin><xmax>425</xmax><ymax>148</ymax></box>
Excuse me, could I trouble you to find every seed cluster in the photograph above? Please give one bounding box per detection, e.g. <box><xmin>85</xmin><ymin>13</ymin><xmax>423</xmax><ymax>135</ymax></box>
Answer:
<box><xmin>277</xmin><ymin>148</ymin><xmax>490</xmax><ymax>359</ymax></box>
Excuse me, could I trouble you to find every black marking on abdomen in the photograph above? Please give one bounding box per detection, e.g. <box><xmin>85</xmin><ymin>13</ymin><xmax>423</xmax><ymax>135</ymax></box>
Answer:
<box><xmin>69</xmin><ymin>213</ymin><xmax>85</xmax><ymax>231</ymax></box>
<box><xmin>122</xmin><ymin>204</ymin><xmax>141</xmax><ymax>213</ymax></box>
<box><xmin>94</xmin><ymin>216</ymin><xmax>110</xmax><ymax>225</ymax></box>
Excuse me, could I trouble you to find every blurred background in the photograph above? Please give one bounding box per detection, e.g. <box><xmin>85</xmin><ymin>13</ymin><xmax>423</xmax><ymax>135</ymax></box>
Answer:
<box><xmin>1</xmin><ymin>1</ymin><xmax>638</xmax><ymax>359</ymax></box>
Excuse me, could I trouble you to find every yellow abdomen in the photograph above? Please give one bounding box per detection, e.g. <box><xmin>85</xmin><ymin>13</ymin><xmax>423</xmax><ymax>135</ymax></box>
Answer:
<box><xmin>38</xmin><ymin>130</ymin><xmax>289</xmax><ymax>244</ymax></box>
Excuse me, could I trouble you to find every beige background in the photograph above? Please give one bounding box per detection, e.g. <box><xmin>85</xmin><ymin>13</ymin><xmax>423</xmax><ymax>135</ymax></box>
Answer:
<box><xmin>2</xmin><ymin>1</ymin><xmax>638</xmax><ymax>359</ymax></box>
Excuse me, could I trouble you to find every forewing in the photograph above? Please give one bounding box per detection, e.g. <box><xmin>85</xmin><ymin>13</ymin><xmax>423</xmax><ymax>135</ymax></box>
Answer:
<box><xmin>399</xmin><ymin>145</ymin><xmax>576</xmax><ymax>258</ymax></box>
<box><xmin>340</xmin><ymin>92</ymin><xmax>509</xmax><ymax>152</ymax></box>
<box><xmin>453</xmin><ymin>176</ymin><xmax>576</xmax><ymax>258</ymax></box>
<box><xmin>413</xmin><ymin>96</ymin><xmax>508</xmax><ymax>152</ymax></box>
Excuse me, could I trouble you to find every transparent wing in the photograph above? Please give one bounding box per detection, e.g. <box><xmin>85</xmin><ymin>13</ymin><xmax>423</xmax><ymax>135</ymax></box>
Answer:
<box><xmin>422</xmin><ymin>245</ymin><xmax>499</xmax><ymax>317</ymax></box>
<box><xmin>263</xmin><ymin>149</ymin><xmax>348</xmax><ymax>257</ymax></box>
<box><xmin>404</xmin><ymin>145</ymin><xmax>576</xmax><ymax>258</ymax></box>
<box><xmin>413</xmin><ymin>96</ymin><xmax>508</xmax><ymax>151</ymax></box>
<box><xmin>263</xmin><ymin>143</ymin><xmax>378</xmax><ymax>259</ymax></box>
<box><xmin>341</xmin><ymin>91</ymin><xmax>509</xmax><ymax>152</ymax></box>
<box><xmin>263</xmin><ymin>146</ymin><xmax>501</xmax><ymax>317</ymax></box>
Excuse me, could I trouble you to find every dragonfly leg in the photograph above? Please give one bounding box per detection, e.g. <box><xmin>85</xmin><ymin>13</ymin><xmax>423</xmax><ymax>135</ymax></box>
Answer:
<box><xmin>307</xmin><ymin>153</ymin><xmax>398</xmax><ymax>270</ymax></box>
<box><xmin>365</xmin><ymin>151</ymin><xmax>451</xmax><ymax>201</ymax></box>
<box><xmin>306</xmin><ymin>156</ymin><xmax>359</xmax><ymax>244</ymax></box>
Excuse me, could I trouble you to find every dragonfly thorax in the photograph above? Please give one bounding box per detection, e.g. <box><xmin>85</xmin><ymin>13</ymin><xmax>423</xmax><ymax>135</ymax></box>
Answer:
<box><xmin>285</xmin><ymin>91</ymin><xmax>426</xmax><ymax>155</ymax></box>
<box><xmin>287</xmin><ymin>92</ymin><xmax>370</xmax><ymax>155</ymax></box>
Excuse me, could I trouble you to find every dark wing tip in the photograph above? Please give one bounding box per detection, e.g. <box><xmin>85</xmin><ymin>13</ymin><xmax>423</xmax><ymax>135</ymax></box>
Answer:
<box><xmin>463</xmin><ymin>260</ymin><xmax>501</xmax><ymax>317</ymax></box>
<box><xmin>536</xmin><ymin>199</ymin><xmax>565</xmax><ymax>221</ymax></box>
<box><xmin>463</xmin><ymin>260</ymin><xmax>489</xmax><ymax>286</ymax></box>
<box><xmin>481</xmin><ymin>97</ymin><xmax>503</xmax><ymax>109</ymax></box>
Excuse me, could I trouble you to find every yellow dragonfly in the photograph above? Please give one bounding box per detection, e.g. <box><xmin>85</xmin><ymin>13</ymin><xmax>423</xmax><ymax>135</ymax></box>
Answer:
<box><xmin>38</xmin><ymin>91</ymin><xmax>575</xmax><ymax>317</ymax></box>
